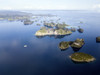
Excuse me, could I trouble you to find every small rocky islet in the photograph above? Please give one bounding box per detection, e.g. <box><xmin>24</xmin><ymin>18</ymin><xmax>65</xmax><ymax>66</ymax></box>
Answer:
<box><xmin>77</xmin><ymin>26</ymin><xmax>84</xmax><ymax>33</ymax></box>
<box><xmin>78</xmin><ymin>28</ymin><xmax>84</xmax><ymax>33</ymax></box>
<box><xmin>59</xmin><ymin>41</ymin><xmax>70</xmax><ymax>50</ymax></box>
<box><xmin>71</xmin><ymin>38</ymin><xmax>84</xmax><ymax>49</ymax></box>
<box><xmin>24</xmin><ymin>20</ymin><xmax>34</xmax><ymax>25</ymax></box>
<box><xmin>59</xmin><ymin>39</ymin><xmax>95</xmax><ymax>63</ymax></box>
<box><xmin>69</xmin><ymin>52</ymin><xmax>95</xmax><ymax>62</ymax></box>
<box><xmin>96</xmin><ymin>36</ymin><xmax>100</xmax><ymax>42</ymax></box>
<box><xmin>59</xmin><ymin>38</ymin><xmax>84</xmax><ymax>50</ymax></box>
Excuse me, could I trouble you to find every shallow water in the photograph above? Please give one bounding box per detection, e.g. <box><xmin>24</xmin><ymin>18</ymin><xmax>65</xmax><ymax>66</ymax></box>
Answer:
<box><xmin>0</xmin><ymin>10</ymin><xmax>100</xmax><ymax>75</ymax></box>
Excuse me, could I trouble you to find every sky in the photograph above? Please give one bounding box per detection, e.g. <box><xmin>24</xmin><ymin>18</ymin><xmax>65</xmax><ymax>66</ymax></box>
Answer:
<box><xmin>0</xmin><ymin>0</ymin><xmax>100</xmax><ymax>10</ymax></box>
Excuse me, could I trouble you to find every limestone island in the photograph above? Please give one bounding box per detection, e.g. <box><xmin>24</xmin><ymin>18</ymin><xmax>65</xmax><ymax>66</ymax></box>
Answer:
<box><xmin>44</xmin><ymin>22</ymin><xmax>69</xmax><ymax>29</ymax></box>
<box><xmin>71</xmin><ymin>38</ymin><xmax>84</xmax><ymax>49</ymax></box>
<box><xmin>69</xmin><ymin>52</ymin><xmax>95</xmax><ymax>62</ymax></box>
<box><xmin>78</xmin><ymin>28</ymin><xmax>84</xmax><ymax>33</ymax></box>
<box><xmin>58</xmin><ymin>39</ymin><xmax>84</xmax><ymax>50</ymax></box>
<box><xmin>24</xmin><ymin>20</ymin><xmax>34</xmax><ymax>25</ymax></box>
<box><xmin>59</xmin><ymin>41</ymin><xmax>70</xmax><ymax>50</ymax></box>
<box><xmin>35</xmin><ymin>27</ymin><xmax>72</xmax><ymax>36</ymax></box>
<box><xmin>44</xmin><ymin>22</ymin><xmax>56</xmax><ymax>27</ymax></box>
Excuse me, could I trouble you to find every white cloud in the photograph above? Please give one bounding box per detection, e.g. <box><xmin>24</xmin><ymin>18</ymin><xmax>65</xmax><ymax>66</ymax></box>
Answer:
<box><xmin>93</xmin><ymin>4</ymin><xmax>100</xmax><ymax>9</ymax></box>
<box><xmin>0</xmin><ymin>7</ymin><xmax>13</xmax><ymax>10</ymax></box>
<box><xmin>92</xmin><ymin>4</ymin><xmax>100</xmax><ymax>12</ymax></box>
<box><xmin>17</xmin><ymin>5</ymin><xmax>68</xmax><ymax>10</ymax></box>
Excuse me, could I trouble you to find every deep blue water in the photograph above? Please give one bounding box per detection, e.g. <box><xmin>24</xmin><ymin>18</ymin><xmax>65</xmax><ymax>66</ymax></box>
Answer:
<box><xmin>0</xmin><ymin>10</ymin><xmax>100</xmax><ymax>75</ymax></box>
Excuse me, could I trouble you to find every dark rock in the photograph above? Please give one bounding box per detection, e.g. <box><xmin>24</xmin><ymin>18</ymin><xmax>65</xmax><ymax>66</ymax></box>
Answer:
<box><xmin>78</xmin><ymin>28</ymin><xmax>84</xmax><ymax>33</ymax></box>
<box><xmin>96</xmin><ymin>36</ymin><xmax>100</xmax><ymax>42</ymax></box>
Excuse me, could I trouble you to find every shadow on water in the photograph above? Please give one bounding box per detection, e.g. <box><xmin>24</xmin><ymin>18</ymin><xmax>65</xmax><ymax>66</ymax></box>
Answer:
<box><xmin>60</xmin><ymin>48</ymin><xmax>69</xmax><ymax>51</ymax></box>
<box><xmin>96</xmin><ymin>41</ymin><xmax>100</xmax><ymax>43</ymax></box>
<box><xmin>71</xmin><ymin>60</ymin><xmax>88</xmax><ymax>64</ymax></box>
<box><xmin>24</xmin><ymin>24</ymin><xmax>32</xmax><ymax>26</ymax></box>
<box><xmin>35</xmin><ymin>34</ymin><xmax>71</xmax><ymax>39</ymax></box>
<box><xmin>44</xmin><ymin>25</ymin><xmax>54</xmax><ymax>28</ymax></box>
<box><xmin>36</xmin><ymin>36</ymin><xmax>45</xmax><ymax>38</ymax></box>
<box><xmin>71</xmin><ymin>47</ymin><xmax>82</xmax><ymax>52</ymax></box>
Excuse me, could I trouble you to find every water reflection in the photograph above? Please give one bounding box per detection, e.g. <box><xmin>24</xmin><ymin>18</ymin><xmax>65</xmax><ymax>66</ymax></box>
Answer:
<box><xmin>71</xmin><ymin>47</ymin><xmax>82</xmax><ymax>52</ymax></box>
<box><xmin>36</xmin><ymin>35</ymin><xmax>71</xmax><ymax>39</ymax></box>
<box><xmin>71</xmin><ymin>60</ymin><xmax>88</xmax><ymax>64</ymax></box>
<box><xmin>96</xmin><ymin>41</ymin><xmax>100</xmax><ymax>43</ymax></box>
<box><xmin>60</xmin><ymin>48</ymin><xmax>69</xmax><ymax>51</ymax></box>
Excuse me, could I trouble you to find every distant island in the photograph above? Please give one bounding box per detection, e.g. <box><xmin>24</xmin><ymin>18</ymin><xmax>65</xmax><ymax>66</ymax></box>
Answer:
<box><xmin>0</xmin><ymin>11</ymin><xmax>32</xmax><ymax>21</ymax></box>
<box><xmin>0</xmin><ymin>11</ymin><xmax>56</xmax><ymax>25</ymax></box>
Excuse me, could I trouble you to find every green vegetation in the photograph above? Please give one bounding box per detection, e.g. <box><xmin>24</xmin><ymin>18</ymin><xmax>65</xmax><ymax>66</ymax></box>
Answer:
<box><xmin>58</xmin><ymin>39</ymin><xmax>84</xmax><ymax>50</ymax></box>
<box><xmin>44</xmin><ymin>22</ymin><xmax>55</xmax><ymax>27</ymax></box>
<box><xmin>56</xmin><ymin>23</ymin><xmax>69</xmax><ymax>29</ymax></box>
<box><xmin>35</xmin><ymin>28</ymin><xmax>72</xmax><ymax>36</ymax></box>
<box><xmin>71</xmin><ymin>39</ymin><xmax>84</xmax><ymax>48</ymax></box>
<box><xmin>24</xmin><ymin>20</ymin><xmax>34</xmax><ymax>25</ymax></box>
<box><xmin>59</xmin><ymin>41</ymin><xmax>69</xmax><ymax>50</ymax></box>
<box><xmin>55</xmin><ymin>29</ymin><xmax>72</xmax><ymax>35</ymax></box>
<box><xmin>37</xmin><ymin>29</ymin><xmax>47</xmax><ymax>33</ymax></box>
<box><xmin>70</xmin><ymin>52</ymin><xmax>95</xmax><ymax>62</ymax></box>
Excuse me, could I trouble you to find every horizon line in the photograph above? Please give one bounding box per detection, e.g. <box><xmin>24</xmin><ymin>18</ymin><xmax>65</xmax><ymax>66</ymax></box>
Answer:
<box><xmin>0</xmin><ymin>9</ymin><xmax>91</xmax><ymax>11</ymax></box>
